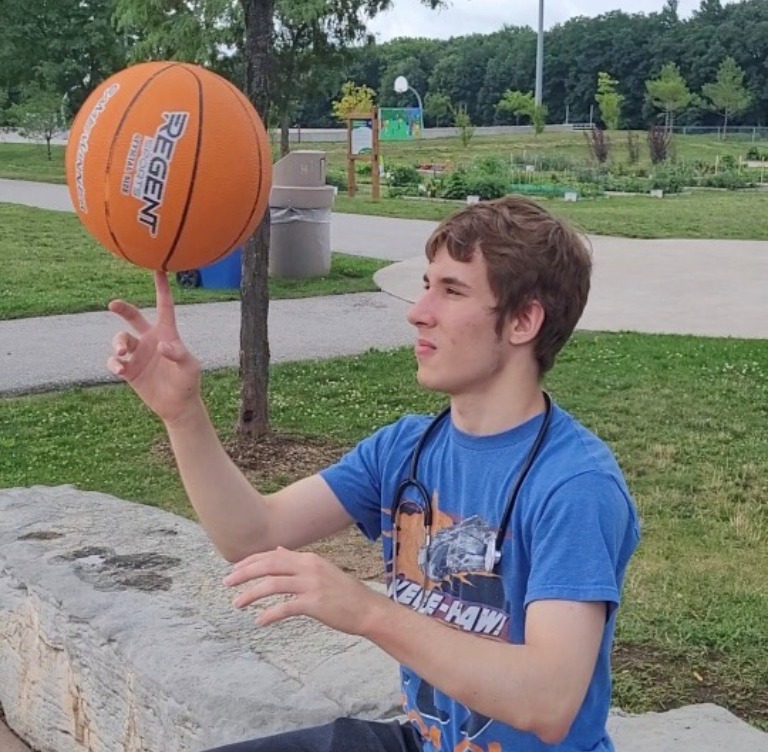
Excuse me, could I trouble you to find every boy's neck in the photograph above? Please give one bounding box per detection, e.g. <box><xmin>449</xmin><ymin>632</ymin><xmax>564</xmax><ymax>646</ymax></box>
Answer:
<box><xmin>449</xmin><ymin>381</ymin><xmax>546</xmax><ymax>436</ymax></box>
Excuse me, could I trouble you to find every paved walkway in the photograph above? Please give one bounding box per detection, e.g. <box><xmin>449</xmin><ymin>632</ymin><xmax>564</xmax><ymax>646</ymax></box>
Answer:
<box><xmin>0</xmin><ymin>179</ymin><xmax>767</xmax><ymax>751</ymax></box>
<box><xmin>0</xmin><ymin>178</ymin><xmax>766</xmax><ymax>396</ymax></box>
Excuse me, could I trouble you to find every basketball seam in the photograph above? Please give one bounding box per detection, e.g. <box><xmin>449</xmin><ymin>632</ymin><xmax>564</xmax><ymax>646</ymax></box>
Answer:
<box><xmin>104</xmin><ymin>62</ymin><xmax>181</xmax><ymax>263</ymax></box>
<box><xmin>198</xmin><ymin>78</ymin><xmax>267</xmax><ymax>265</ymax></box>
<box><xmin>162</xmin><ymin>65</ymin><xmax>204</xmax><ymax>272</ymax></box>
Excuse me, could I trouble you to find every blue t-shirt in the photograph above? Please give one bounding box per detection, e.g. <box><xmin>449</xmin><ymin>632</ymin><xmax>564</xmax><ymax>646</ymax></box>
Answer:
<box><xmin>321</xmin><ymin>402</ymin><xmax>640</xmax><ymax>752</ymax></box>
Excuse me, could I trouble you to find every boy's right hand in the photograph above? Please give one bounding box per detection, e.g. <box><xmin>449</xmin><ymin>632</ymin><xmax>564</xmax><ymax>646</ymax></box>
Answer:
<box><xmin>107</xmin><ymin>271</ymin><xmax>203</xmax><ymax>426</ymax></box>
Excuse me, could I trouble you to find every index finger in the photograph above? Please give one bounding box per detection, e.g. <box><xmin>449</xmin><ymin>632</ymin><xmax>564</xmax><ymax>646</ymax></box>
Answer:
<box><xmin>107</xmin><ymin>299</ymin><xmax>151</xmax><ymax>335</ymax></box>
<box><xmin>154</xmin><ymin>271</ymin><xmax>179</xmax><ymax>330</ymax></box>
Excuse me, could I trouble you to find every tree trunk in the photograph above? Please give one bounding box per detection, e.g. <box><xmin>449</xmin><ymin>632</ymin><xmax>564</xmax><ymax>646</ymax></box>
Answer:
<box><xmin>280</xmin><ymin>109</ymin><xmax>290</xmax><ymax>157</ymax></box>
<box><xmin>237</xmin><ymin>0</ymin><xmax>274</xmax><ymax>438</ymax></box>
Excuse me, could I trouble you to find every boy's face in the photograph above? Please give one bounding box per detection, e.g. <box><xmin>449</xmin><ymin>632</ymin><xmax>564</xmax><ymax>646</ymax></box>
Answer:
<box><xmin>407</xmin><ymin>246</ymin><xmax>511</xmax><ymax>397</ymax></box>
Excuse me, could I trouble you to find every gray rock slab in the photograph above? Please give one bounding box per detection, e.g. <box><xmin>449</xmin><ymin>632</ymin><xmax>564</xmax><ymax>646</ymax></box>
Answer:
<box><xmin>0</xmin><ymin>718</ymin><xmax>33</xmax><ymax>752</ymax></box>
<box><xmin>608</xmin><ymin>704</ymin><xmax>768</xmax><ymax>751</ymax></box>
<box><xmin>0</xmin><ymin>486</ymin><xmax>400</xmax><ymax>752</ymax></box>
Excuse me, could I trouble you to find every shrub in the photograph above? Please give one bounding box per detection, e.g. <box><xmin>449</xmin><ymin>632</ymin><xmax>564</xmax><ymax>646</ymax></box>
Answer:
<box><xmin>651</xmin><ymin>165</ymin><xmax>695</xmax><ymax>194</ymax></box>
<box><xmin>648</xmin><ymin>125</ymin><xmax>672</xmax><ymax>164</ymax></box>
<box><xmin>699</xmin><ymin>172</ymin><xmax>752</xmax><ymax>190</ymax></box>
<box><xmin>387</xmin><ymin>184</ymin><xmax>422</xmax><ymax>198</ymax></box>
<box><xmin>626</xmin><ymin>131</ymin><xmax>641</xmax><ymax>164</ymax></box>
<box><xmin>604</xmin><ymin>175</ymin><xmax>651</xmax><ymax>193</ymax></box>
<box><xmin>325</xmin><ymin>169</ymin><xmax>348</xmax><ymax>192</ymax></box>
<box><xmin>387</xmin><ymin>163</ymin><xmax>421</xmax><ymax>188</ymax></box>
<box><xmin>465</xmin><ymin>174</ymin><xmax>509</xmax><ymax>200</ymax></box>
<box><xmin>439</xmin><ymin>169</ymin><xmax>471</xmax><ymax>200</ymax></box>
<box><xmin>424</xmin><ymin>177</ymin><xmax>444</xmax><ymax>198</ymax></box>
<box><xmin>355</xmin><ymin>161</ymin><xmax>372</xmax><ymax>176</ymax></box>
<box><xmin>584</xmin><ymin>127</ymin><xmax>611</xmax><ymax>164</ymax></box>
<box><xmin>472</xmin><ymin>155</ymin><xmax>509</xmax><ymax>176</ymax></box>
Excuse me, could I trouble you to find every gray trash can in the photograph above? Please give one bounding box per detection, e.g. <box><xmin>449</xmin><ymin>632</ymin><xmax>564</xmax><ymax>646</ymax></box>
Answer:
<box><xmin>268</xmin><ymin>151</ymin><xmax>336</xmax><ymax>279</ymax></box>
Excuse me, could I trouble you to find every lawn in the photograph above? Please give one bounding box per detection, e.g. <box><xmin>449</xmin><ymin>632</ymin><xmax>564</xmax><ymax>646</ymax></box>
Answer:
<box><xmin>0</xmin><ymin>203</ymin><xmax>388</xmax><ymax>319</ymax></box>
<box><xmin>2</xmin><ymin>138</ymin><xmax>767</xmax><ymax>241</ymax></box>
<box><xmin>333</xmin><ymin>191</ymin><xmax>768</xmax><ymax>240</ymax></box>
<box><xmin>0</xmin><ymin>333</ymin><xmax>766</xmax><ymax>728</ymax></box>
<box><xmin>3</xmin><ymin>131</ymin><xmax>766</xmax><ymax>183</ymax></box>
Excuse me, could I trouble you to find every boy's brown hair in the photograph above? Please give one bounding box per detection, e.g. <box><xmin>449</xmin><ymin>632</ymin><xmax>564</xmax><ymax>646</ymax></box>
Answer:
<box><xmin>425</xmin><ymin>195</ymin><xmax>592</xmax><ymax>374</ymax></box>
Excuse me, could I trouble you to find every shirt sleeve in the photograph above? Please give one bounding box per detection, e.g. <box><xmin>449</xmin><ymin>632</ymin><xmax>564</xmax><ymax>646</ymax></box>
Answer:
<box><xmin>525</xmin><ymin>470</ymin><xmax>639</xmax><ymax>613</ymax></box>
<box><xmin>320</xmin><ymin>425</ymin><xmax>390</xmax><ymax>542</ymax></box>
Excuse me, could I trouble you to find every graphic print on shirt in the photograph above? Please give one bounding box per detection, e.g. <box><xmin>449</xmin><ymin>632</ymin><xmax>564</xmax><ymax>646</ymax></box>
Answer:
<box><xmin>388</xmin><ymin>490</ymin><xmax>510</xmax><ymax>639</ymax></box>
<box><xmin>387</xmin><ymin>489</ymin><xmax>512</xmax><ymax>752</ymax></box>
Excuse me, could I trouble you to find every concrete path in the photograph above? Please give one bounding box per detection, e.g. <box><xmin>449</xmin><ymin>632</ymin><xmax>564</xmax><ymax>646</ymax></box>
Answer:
<box><xmin>0</xmin><ymin>178</ymin><xmax>766</xmax><ymax>397</ymax></box>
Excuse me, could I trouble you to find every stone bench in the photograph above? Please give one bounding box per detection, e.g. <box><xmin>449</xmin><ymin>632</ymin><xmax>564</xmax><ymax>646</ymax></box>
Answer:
<box><xmin>0</xmin><ymin>486</ymin><xmax>400</xmax><ymax>752</ymax></box>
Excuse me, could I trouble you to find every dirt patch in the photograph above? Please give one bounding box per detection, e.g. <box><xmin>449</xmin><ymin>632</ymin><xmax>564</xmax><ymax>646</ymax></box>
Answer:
<box><xmin>614</xmin><ymin>643</ymin><xmax>768</xmax><ymax>731</ymax></box>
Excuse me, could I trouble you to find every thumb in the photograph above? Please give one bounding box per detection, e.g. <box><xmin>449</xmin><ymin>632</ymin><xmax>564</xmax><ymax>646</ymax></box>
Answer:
<box><xmin>157</xmin><ymin>340</ymin><xmax>193</xmax><ymax>365</ymax></box>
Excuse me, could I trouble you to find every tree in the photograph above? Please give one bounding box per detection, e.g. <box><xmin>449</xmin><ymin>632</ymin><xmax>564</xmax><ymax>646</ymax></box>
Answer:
<box><xmin>496</xmin><ymin>89</ymin><xmax>547</xmax><ymax>135</ymax></box>
<box><xmin>8</xmin><ymin>83</ymin><xmax>67</xmax><ymax>160</ymax></box>
<box><xmin>645</xmin><ymin>62</ymin><xmax>693</xmax><ymax>131</ymax></box>
<box><xmin>272</xmin><ymin>1</ymin><xmax>391</xmax><ymax>157</ymax></box>
<box><xmin>239</xmin><ymin>0</ymin><xmax>275</xmax><ymax>437</ymax></box>
<box><xmin>112</xmin><ymin>0</ymin><xmax>445</xmax><ymax>438</ymax></box>
<box><xmin>332</xmin><ymin>81</ymin><xmax>376</xmax><ymax>119</ymax></box>
<box><xmin>1</xmin><ymin>0</ymin><xmax>125</xmax><ymax>123</ymax></box>
<box><xmin>424</xmin><ymin>91</ymin><xmax>451</xmax><ymax>127</ymax></box>
<box><xmin>531</xmin><ymin>103</ymin><xmax>548</xmax><ymax>136</ymax></box>
<box><xmin>496</xmin><ymin>89</ymin><xmax>535</xmax><ymax>125</ymax></box>
<box><xmin>702</xmin><ymin>56</ymin><xmax>751</xmax><ymax>137</ymax></box>
<box><xmin>115</xmin><ymin>0</ymin><xmax>241</xmax><ymax>69</ymax></box>
<box><xmin>451</xmin><ymin>103</ymin><xmax>474</xmax><ymax>147</ymax></box>
<box><xmin>595</xmin><ymin>71</ymin><xmax>624</xmax><ymax>130</ymax></box>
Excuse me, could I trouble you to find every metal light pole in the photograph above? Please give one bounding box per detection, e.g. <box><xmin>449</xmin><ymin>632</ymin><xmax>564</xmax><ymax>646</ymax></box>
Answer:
<box><xmin>394</xmin><ymin>75</ymin><xmax>424</xmax><ymax>132</ymax></box>
<box><xmin>534</xmin><ymin>0</ymin><xmax>544</xmax><ymax>107</ymax></box>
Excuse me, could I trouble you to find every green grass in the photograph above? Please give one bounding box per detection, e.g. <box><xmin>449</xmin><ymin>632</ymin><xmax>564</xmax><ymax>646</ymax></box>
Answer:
<box><xmin>0</xmin><ymin>203</ymin><xmax>387</xmax><ymax>319</ymax></box>
<box><xmin>4</xmin><ymin>132</ymin><xmax>766</xmax><ymax>184</ymax></box>
<box><xmin>3</xmin><ymin>140</ymin><xmax>768</xmax><ymax>241</ymax></box>
<box><xmin>0</xmin><ymin>142</ymin><xmax>67</xmax><ymax>183</ymax></box>
<box><xmin>0</xmin><ymin>333</ymin><xmax>766</xmax><ymax>727</ymax></box>
<box><xmin>322</xmin><ymin>131</ymin><xmax>768</xmax><ymax>174</ymax></box>
<box><xmin>334</xmin><ymin>190</ymin><xmax>768</xmax><ymax>240</ymax></box>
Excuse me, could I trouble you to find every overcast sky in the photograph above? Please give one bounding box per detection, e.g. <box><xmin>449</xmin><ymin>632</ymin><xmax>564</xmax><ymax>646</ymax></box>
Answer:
<box><xmin>368</xmin><ymin>0</ymin><xmax>738</xmax><ymax>41</ymax></box>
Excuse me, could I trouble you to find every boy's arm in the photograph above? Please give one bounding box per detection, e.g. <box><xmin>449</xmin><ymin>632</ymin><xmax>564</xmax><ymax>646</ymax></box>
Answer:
<box><xmin>226</xmin><ymin>547</ymin><xmax>605</xmax><ymax>745</ymax></box>
<box><xmin>109</xmin><ymin>272</ymin><xmax>354</xmax><ymax>561</ymax></box>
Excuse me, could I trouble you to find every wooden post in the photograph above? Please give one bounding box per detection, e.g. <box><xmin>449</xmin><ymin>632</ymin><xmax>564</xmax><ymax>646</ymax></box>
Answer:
<box><xmin>371</xmin><ymin>108</ymin><xmax>381</xmax><ymax>201</ymax></box>
<box><xmin>346</xmin><ymin>118</ymin><xmax>356</xmax><ymax>198</ymax></box>
<box><xmin>345</xmin><ymin>109</ymin><xmax>380</xmax><ymax>200</ymax></box>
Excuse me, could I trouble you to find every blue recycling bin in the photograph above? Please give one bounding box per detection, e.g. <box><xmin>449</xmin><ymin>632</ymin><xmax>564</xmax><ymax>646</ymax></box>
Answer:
<box><xmin>198</xmin><ymin>246</ymin><xmax>242</xmax><ymax>289</ymax></box>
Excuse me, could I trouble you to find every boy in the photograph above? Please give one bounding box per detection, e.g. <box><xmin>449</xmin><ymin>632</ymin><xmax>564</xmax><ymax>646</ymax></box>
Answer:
<box><xmin>108</xmin><ymin>196</ymin><xmax>640</xmax><ymax>751</ymax></box>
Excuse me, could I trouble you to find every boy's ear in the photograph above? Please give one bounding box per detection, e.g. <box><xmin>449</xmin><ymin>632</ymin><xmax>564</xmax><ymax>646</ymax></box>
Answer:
<box><xmin>507</xmin><ymin>299</ymin><xmax>545</xmax><ymax>346</ymax></box>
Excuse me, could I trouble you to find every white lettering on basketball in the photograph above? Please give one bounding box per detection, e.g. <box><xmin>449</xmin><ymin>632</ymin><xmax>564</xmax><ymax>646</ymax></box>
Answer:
<box><xmin>132</xmin><ymin>111</ymin><xmax>189</xmax><ymax>237</ymax></box>
<box><xmin>121</xmin><ymin>133</ymin><xmax>142</xmax><ymax>196</ymax></box>
<box><xmin>74</xmin><ymin>83</ymin><xmax>120</xmax><ymax>213</ymax></box>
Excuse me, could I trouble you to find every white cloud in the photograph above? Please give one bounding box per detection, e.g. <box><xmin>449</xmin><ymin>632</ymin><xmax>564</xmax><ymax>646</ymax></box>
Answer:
<box><xmin>368</xmin><ymin>0</ymin><xmax>738</xmax><ymax>42</ymax></box>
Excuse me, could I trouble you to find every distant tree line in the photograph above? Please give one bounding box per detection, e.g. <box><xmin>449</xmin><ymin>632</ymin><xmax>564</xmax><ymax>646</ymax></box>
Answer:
<box><xmin>1</xmin><ymin>0</ymin><xmax>766</xmax><ymax>134</ymax></box>
<box><xmin>306</xmin><ymin>0</ymin><xmax>767</xmax><ymax>130</ymax></box>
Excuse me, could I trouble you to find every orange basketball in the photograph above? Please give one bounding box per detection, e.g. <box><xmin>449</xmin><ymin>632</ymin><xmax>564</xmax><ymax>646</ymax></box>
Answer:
<box><xmin>65</xmin><ymin>61</ymin><xmax>272</xmax><ymax>271</ymax></box>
